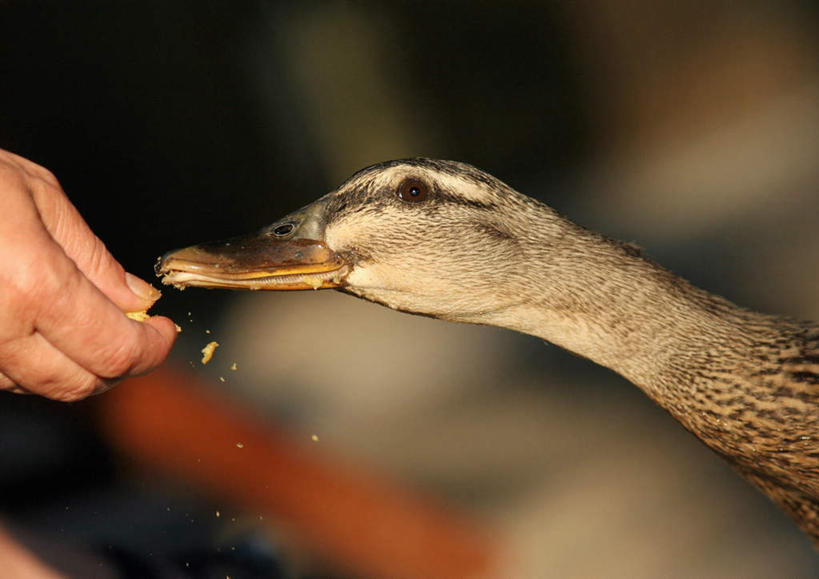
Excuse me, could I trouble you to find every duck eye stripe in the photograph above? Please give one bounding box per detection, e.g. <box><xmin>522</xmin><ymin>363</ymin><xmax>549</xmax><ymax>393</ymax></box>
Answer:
<box><xmin>437</xmin><ymin>192</ymin><xmax>496</xmax><ymax>210</ymax></box>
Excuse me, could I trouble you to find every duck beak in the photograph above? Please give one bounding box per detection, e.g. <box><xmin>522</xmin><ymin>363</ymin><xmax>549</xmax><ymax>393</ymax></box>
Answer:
<box><xmin>156</xmin><ymin>200</ymin><xmax>348</xmax><ymax>291</ymax></box>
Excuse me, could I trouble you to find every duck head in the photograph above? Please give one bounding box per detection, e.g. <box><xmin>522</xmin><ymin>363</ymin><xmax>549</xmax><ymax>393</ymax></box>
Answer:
<box><xmin>157</xmin><ymin>159</ymin><xmax>558</xmax><ymax>322</ymax></box>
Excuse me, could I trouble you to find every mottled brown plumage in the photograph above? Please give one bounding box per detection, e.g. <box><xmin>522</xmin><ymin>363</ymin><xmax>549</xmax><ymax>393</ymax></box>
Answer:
<box><xmin>158</xmin><ymin>159</ymin><xmax>819</xmax><ymax>543</ymax></box>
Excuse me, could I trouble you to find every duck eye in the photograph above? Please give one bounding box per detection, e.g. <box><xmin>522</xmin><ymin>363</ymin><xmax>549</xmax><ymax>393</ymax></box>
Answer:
<box><xmin>272</xmin><ymin>223</ymin><xmax>295</xmax><ymax>236</ymax></box>
<box><xmin>397</xmin><ymin>179</ymin><xmax>428</xmax><ymax>203</ymax></box>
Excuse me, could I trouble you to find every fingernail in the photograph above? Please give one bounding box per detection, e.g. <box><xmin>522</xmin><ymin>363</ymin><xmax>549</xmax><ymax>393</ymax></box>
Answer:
<box><xmin>126</xmin><ymin>272</ymin><xmax>162</xmax><ymax>303</ymax></box>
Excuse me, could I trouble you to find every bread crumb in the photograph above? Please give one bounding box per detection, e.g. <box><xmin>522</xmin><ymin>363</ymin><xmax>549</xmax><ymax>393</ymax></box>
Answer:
<box><xmin>311</xmin><ymin>434</ymin><xmax>319</xmax><ymax>442</ymax></box>
<box><xmin>201</xmin><ymin>341</ymin><xmax>219</xmax><ymax>364</ymax></box>
<box><xmin>218</xmin><ymin>376</ymin><xmax>225</xmax><ymax>383</ymax></box>
<box><xmin>174</xmin><ymin>323</ymin><xmax>183</xmax><ymax>333</ymax></box>
<box><xmin>304</xmin><ymin>275</ymin><xmax>322</xmax><ymax>290</ymax></box>
<box><xmin>126</xmin><ymin>311</ymin><xmax>150</xmax><ymax>322</ymax></box>
<box><xmin>235</xmin><ymin>442</ymin><xmax>244</xmax><ymax>449</ymax></box>
<box><xmin>230</xmin><ymin>362</ymin><xmax>238</xmax><ymax>371</ymax></box>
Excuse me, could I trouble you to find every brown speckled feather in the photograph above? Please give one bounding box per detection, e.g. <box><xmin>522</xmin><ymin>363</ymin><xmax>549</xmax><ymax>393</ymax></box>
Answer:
<box><xmin>657</xmin><ymin>317</ymin><xmax>819</xmax><ymax>542</ymax></box>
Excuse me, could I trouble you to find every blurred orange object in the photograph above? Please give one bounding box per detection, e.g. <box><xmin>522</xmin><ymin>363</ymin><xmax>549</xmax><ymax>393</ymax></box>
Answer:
<box><xmin>98</xmin><ymin>367</ymin><xmax>496</xmax><ymax>578</ymax></box>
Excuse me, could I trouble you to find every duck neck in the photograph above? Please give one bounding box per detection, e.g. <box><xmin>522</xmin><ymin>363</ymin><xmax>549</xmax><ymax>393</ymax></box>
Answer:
<box><xmin>482</xmin><ymin>214</ymin><xmax>757</xmax><ymax>401</ymax></box>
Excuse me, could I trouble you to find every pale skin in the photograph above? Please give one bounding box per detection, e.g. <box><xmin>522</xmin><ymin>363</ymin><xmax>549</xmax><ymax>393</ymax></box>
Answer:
<box><xmin>0</xmin><ymin>149</ymin><xmax>177</xmax><ymax>401</ymax></box>
<box><xmin>0</xmin><ymin>526</ymin><xmax>64</xmax><ymax>579</ymax></box>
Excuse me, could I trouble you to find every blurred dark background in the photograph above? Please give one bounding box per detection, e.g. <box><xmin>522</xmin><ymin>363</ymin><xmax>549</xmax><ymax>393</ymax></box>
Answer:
<box><xmin>1</xmin><ymin>1</ymin><xmax>817</xmax><ymax>577</ymax></box>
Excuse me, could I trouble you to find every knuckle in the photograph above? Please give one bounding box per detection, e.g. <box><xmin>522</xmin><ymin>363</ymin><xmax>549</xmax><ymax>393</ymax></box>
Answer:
<box><xmin>0</xmin><ymin>251</ymin><xmax>69</xmax><ymax>320</ymax></box>
<box><xmin>98</xmin><ymin>340</ymin><xmax>140</xmax><ymax>378</ymax></box>
<box><xmin>30</xmin><ymin>369</ymin><xmax>97</xmax><ymax>402</ymax></box>
<box><xmin>36</xmin><ymin>167</ymin><xmax>61</xmax><ymax>188</ymax></box>
<box><xmin>24</xmin><ymin>256</ymin><xmax>78</xmax><ymax>314</ymax></box>
<box><xmin>33</xmin><ymin>261</ymin><xmax>67</xmax><ymax>298</ymax></box>
<box><xmin>51</xmin><ymin>376</ymin><xmax>99</xmax><ymax>402</ymax></box>
<box><xmin>22</xmin><ymin>160</ymin><xmax>61</xmax><ymax>191</ymax></box>
<box><xmin>0</xmin><ymin>150</ymin><xmax>60</xmax><ymax>188</ymax></box>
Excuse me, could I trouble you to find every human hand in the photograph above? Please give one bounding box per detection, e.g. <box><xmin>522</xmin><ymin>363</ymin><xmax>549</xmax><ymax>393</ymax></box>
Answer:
<box><xmin>0</xmin><ymin>149</ymin><xmax>177</xmax><ymax>401</ymax></box>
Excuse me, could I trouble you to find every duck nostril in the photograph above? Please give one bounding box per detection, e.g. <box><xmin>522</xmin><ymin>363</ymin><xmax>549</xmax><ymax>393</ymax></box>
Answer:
<box><xmin>272</xmin><ymin>223</ymin><xmax>295</xmax><ymax>236</ymax></box>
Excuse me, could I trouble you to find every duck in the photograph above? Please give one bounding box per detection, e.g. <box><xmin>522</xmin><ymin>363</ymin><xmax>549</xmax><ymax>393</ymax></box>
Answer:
<box><xmin>157</xmin><ymin>158</ymin><xmax>819</xmax><ymax>544</ymax></box>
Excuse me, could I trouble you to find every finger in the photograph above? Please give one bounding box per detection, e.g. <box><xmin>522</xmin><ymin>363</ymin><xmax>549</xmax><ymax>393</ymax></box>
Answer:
<box><xmin>17</xmin><ymin>239</ymin><xmax>177</xmax><ymax>380</ymax></box>
<box><xmin>0</xmin><ymin>371</ymin><xmax>29</xmax><ymax>394</ymax></box>
<box><xmin>26</xmin><ymin>171</ymin><xmax>161</xmax><ymax>313</ymax></box>
<box><xmin>0</xmin><ymin>149</ymin><xmax>61</xmax><ymax>187</ymax></box>
<box><xmin>0</xmin><ymin>331</ymin><xmax>102</xmax><ymax>401</ymax></box>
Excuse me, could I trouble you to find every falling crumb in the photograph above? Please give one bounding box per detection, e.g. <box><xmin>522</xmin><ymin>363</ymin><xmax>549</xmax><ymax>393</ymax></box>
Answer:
<box><xmin>126</xmin><ymin>311</ymin><xmax>150</xmax><ymax>322</ymax></box>
<box><xmin>174</xmin><ymin>323</ymin><xmax>182</xmax><ymax>333</ymax></box>
<box><xmin>218</xmin><ymin>376</ymin><xmax>226</xmax><ymax>383</ymax></box>
<box><xmin>311</xmin><ymin>434</ymin><xmax>319</xmax><ymax>442</ymax></box>
<box><xmin>216</xmin><ymin>510</ymin><xmax>221</xmax><ymax>518</ymax></box>
<box><xmin>230</xmin><ymin>362</ymin><xmax>238</xmax><ymax>371</ymax></box>
<box><xmin>205</xmin><ymin>329</ymin><xmax>211</xmax><ymax>334</ymax></box>
<box><xmin>201</xmin><ymin>341</ymin><xmax>219</xmax><ymax>364</ymax></box>
<box><xmin>235</xmin><ymin>442</ymin><xmax>244</xmax><ymax>449</ymax></box>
